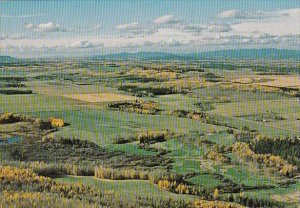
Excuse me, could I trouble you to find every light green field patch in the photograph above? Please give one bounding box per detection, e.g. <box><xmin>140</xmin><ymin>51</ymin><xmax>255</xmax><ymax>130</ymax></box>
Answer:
<box><xmin>106</xmin><ymin>142</ymin><xmax>157</xmax><ymax>156</ymax></box>
<box><xmin>222</xmin><ymin>166</ymin><xmax>278</xmax><ymax>187</ymax></box>
<box><xmin>213</xmin><ymin>99</ymin><xmax>300</xmax><ymax>117</ymax></box>
<box><xmin>205</xmin><ymin>131</ymin><xmax>236</xmax><ymax>146</ymax></box>
<box><xmin>187</xmin><ymin>174</ymin><xmax>223</xmax><ymax>189</ymax></box>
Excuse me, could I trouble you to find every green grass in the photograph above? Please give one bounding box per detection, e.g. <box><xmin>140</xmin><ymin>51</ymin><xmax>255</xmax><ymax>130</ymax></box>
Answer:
<box><xmin>205</xmin><ymin>131</ymin><xmax>236</xmax><ymax>146</ymax></box>
<box><xmin>10</xmin><ymin>105</ymin><xmax>224</xmax><ymax>146</ymax></box>
<box><xmin>172</xmin><ymin>158</ymin><xmax>203</xmax><ymax>175</ymax></box>
<box><xmin>213</xmin><ymin>99</ymin><xmax>300</xmax><ymax>117</ymax></box>
<box><xmin>106</xmin><ymin>142</ymin><xmax>158</xmax><ymax>156</ymax></box>
<box><xmin>187</xmin><ymin>174</ymin><xmax>223</xmax><ymax>189</ymax></box>
<box><xmin>192</xmin><ymin>87</ymin><xmax>288</xmax><ymax>102</ymax></box>
<box><xmin>153</xmin><ymin>138</ymin><xmax>205</xmax><ymax>158</ymax></box>
<box><xmin>222</xmin><ymin>166</ymin><xmax>278</xmax><ymax>187</ymax></box>
<box><xmin>242</xmin><ymin>182</ymin><xmax>300</xmax><ymax>206</ymax></box>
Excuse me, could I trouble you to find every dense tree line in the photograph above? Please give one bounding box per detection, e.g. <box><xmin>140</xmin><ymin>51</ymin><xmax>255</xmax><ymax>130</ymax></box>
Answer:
<box><xmin>251</xmin><ymin>136</ymin><xmax>300</xmax><ymax>168</ymax></box>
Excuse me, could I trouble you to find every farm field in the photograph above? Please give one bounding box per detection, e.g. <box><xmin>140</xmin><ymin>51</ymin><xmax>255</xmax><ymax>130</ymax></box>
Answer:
<box><xmin>0</xmin><ymin>58</ymin><xmax>299</xmax><ymax>208</ymax></box>
<box><xmin>63</xmin><ymin>93</ymin><xmax>137</xmax><ymax>103</ymax></box>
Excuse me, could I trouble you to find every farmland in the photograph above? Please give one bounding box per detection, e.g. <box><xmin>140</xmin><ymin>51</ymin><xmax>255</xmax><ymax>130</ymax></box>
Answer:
<box><xmin>0</xmin><ymin>58</ymin><xmax>299</xmax><ymax>207</ymax></box>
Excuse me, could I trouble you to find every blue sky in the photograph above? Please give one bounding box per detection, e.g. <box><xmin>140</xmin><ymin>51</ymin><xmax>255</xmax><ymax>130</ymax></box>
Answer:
<box><xmin>0</xmin><ymin>0</ymin><xmax>300</xmax><ymax>57</ymax></box>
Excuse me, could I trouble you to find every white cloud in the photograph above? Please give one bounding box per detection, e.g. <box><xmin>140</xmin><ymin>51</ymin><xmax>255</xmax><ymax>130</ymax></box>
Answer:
<box><xmin>179</xmin><ymin>24</ymin><xmax>203</xmax><ymax>33</ymax></box>
<box><xmin>116</xmin><ymin>22</ymin><xmax>140</xmax><ymax>30</ymax></box>
<box><xmin>25</xmin><ymin>23</ymin><xmax>34</xmax><ymax>29</ymax></box>
<box><xmin>209</xmin><ymin>24</ymin><xmax>232</xmax><ymax>33</ymax></box>
<box><xmin>36</xmin><ymin>22</ymin><xmax>60</xmax><ymax>32</ymax></box>
<box><xmin>217</xmin><ymin>10</ymin><xmax>244</xmax><ymax>19</ymax></box>
<box><xmin>218</xmin><ymin>8</ymin><xmax>300</xmax><ymax>20</ymax></box>
<box><xmin>2</xmin><ymin>8</ymin><xmax>300</xmax><ymax>57</ymax></box>
<box><xmin>153</xmin><ymin>15</ymin><xmax>179</xmax><ymax>24</ymax></box>
<box><xmin>71</xmin><ymin>40</ymin><xmax>95</xmax><ymax>48</ymax></box>
<box><xmin>230</xmin><ymin>9</ymin><xmax>300</xmax><ymax>36</ymax></box>
<box><xmin>24</xmin><ymin>22</ymin><xmax>68</xmax><ymax>32</ymax></box>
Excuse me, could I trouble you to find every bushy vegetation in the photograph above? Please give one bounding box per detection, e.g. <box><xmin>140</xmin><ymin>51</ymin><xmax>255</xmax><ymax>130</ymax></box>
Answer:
<box><xmin>0</xmin><ymin>165</ymin><xmax>195</xmax><ymax>208</ymax></box>
<box><xmin>251</xmin><ymin>135</ymin><xmax>300</xmax><ymax>167</ymax></box>
<box><xmin>205</xmin><ymin>149</ymin><xmax>229</xmax><ymax>164</ymax></box>
<box><xmin>112</xmin><ymin>130</ymin><xmax>177</xmax><ymax>146</ymax></box>
<box><xmin>234</xmin><ymin>131</ymin><xmax>258</xmax><ymax>143</ymax></box>
<box><xmin>0</xmin><ymin>89</ymin><xmax>32</xmax><ymax>95</ymax></box>
<box><xmin>94</xmin><ymin>166</ymin><xmax>195</xmax><ymax>195</ymax></box>
<box><xmin>137</xmin><ymin>130</ymin><xmax>177</xmax><ymax>145</ymax></box>
<box><xmin>193</xmin><ymin>199</ymin><xmax>244</xmax><ymax>208</ymax></box>
<box><xmin>6</xmin><ymin>136</ymin><xmax>171</xmax><ymax>172</ymax></box>
<box><xmin>207</xmin><ymin>96</ymin><xmax>231</xmax><ymax>103</ymax></box>
<box><xmin>118</xmin><ymin>83</ymin><xmax>188</xmax><ymax>97</ymax></box>
<box><xmin>123</xmin><ymin>68</ymin><xmax>178</xmax><ymax>82</ymax></box>
<box><xmin>108</xmin><ymin>100</ymin><xmax>160</xmax><ymax>114</ymax></box>
<box><xmin>48</xmin><ymin>117</ymin><xmax>65</xmax><ymax>127</ymax></box>
<box><xmin>0</xmin><ymin>113</ymin><xmax>63</xmax><ymax>130</ymax></box>
<box><xmin>232</xmin><ymin>142</ymin><xmax>298</xmax><ymax>177</ymax></box>
<box><xmin>194</xmin><ymin>102</ymin><xmax>215</xmax><ymax>111</ymax></box>
<box><xmin>0</xmin><ymin>166</ymin><xmax>96</xmax><ymax>199</ymax></box>
<box><xmin>170</xmin><ymin>110</ymin><xmax>206</xmax><ymax>120</ymax></box>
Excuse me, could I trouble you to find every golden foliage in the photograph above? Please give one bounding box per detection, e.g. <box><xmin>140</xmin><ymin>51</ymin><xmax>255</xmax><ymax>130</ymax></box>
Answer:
<box><xmin>175</xmin><ymin>183</ymin><xmax>189</xmax><ymax>194</ymax></box>
<box><xmin>232</xmin><ymin>142</ymin><xmax>298</xmax><ymax>176</ymax></box>
<box><xmin>95</xmin><ymin>166</ymin><xmax>148</xmax><ymax>180</ymax></box>
<box><xmin>48</xmin><ymin>117</ymin><xmax>65</xmax><ymax>127</ymax></box>
<box><xmin>206</xmin><ymin>150</ymin><xmax>228</xmax><ymax>163</ymax></box>
<box><xmin>0</xmin><ymin>166</ymin><xmax>96</xmax><ymax>198</ymax></box>
<box><xmin>0</xmin><ymin>191</ymin><xmax>98</xmax><ymax>208</ymax></box>
<box><xmin>193</xmin><ymin>199</ymin><xmax>245</xmax><ymax>208</ymax></box>
<box><xmin>213</xmin><ymin>188</ymin><xmax>219</xmax><ymax>200</ymax></box>
<box><xmin>108</xmin><ymin>101</ymin><xmax>160</xmax><ymax>115</ymax></box>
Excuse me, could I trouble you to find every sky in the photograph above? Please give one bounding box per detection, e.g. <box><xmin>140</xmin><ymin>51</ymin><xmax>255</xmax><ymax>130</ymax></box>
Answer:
<box><xmin>0</xmin><ymin>0</ymin><xmax>300</xmax><ymax>58</ymax></box>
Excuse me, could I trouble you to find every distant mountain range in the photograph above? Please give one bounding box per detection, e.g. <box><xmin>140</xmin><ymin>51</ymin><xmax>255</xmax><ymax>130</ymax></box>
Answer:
<box><xmin>0</xmin><ymin>56</ymin><xmax>19</xmax><ymax>63</ymax></box>
<box><xmin>1</xmin><ymin>49</ymin><xmax>300</xmax><ymax>62</ymax></box>
<box><xmin>93</xmin><ymin>49</ymin><xmax>300</xmax><ymax>60</ymax></box>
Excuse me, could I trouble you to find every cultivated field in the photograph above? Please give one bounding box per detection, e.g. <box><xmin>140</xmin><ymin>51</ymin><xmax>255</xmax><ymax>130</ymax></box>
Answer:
<box><xmin>63</xmin><ymin>93</ymin><xmax>137</xmax><ymax>103</ymax></box>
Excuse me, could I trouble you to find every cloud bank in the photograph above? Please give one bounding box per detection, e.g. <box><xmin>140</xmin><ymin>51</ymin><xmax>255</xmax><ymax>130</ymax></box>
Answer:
<box><xmin>1</xmin><ymin>8</ymin><xmax>300</xmax><ymax>57</ymax></box>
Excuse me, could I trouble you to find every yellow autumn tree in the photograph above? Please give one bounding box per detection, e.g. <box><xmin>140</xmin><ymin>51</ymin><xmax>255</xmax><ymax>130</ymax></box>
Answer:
<box><xmin>213</xmin><ymin>188</ymin><xmax>219</xmax><ymax>200</ymax></box>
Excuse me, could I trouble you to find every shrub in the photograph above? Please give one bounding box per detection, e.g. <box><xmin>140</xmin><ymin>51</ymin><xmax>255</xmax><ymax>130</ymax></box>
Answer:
<box><xmin>48</xmin><ymin>117</ymin><xmax>65</xmax><ymax>127</ymax></box>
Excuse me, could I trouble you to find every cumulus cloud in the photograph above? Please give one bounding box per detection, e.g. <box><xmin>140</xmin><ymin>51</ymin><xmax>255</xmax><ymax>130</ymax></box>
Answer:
<box><xmin>153</xmin><ymin>15</ymin><xmax>179</xmax><ymax>24</ymax></box>
<box><xmin>218</xmin><ymin>8</ymin><xmax>300</xmax><ymax>20</ymax></box>
<box><xmin>24</xmin><ymin>23</ymin><xmax>34</xmax><ymax>29</ymax></box>
<box><xmin>230</xmin><ymin>11</ymin><xmax>300</xmax><ymax>36</ymax></box>
<box><xmin>179</xmin><ymin>24</ymin><xmax>203</xmax><ymax>33</ymax></box>
<box><xmin>24</xmin><ymin>22</ymin><xmax>65</xmax><ymax>32</ymax></box>
<box><xmin>71</xmin><ymin>40</ymin><xmax>95</xmax><ymax>48</ymax></box>
<box><xmin>2</xmin><ymin>8</ymin><xmax>300</xmax><ymax>57</ymax></box>
<box><xmin>25</xmin><ymin>22</ymin><xmax>70</xmax><ymax>33</ymax></box>
<box><xmin>217</xmin><ymin>10</ymin><xmax>244</xmax><ymax>19</ymax></box>
<box><xmin>208</xmin><ymin>24</ymin><xmax>232</xmax><ymax>33</ymax></box>
<box><xmin>116</xmin><ymin>22</ymin><xmax>140</xmax><ymax>30</ymax></box>
<box><xmin>36</xmin><ymin>22</ymin><xmax>60</xmax><ymax>32</ymax></box>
